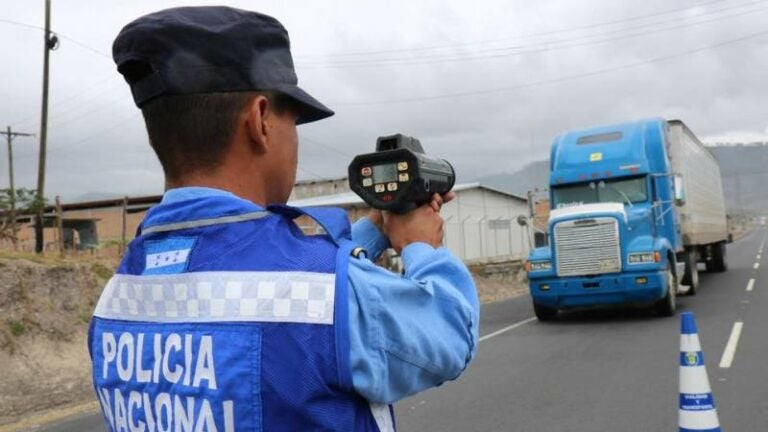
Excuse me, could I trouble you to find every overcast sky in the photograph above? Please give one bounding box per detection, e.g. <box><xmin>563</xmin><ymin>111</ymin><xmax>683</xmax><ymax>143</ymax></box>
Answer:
<box><xmin>2</xmin><ymin>0</ymin><xmax>768</xmax><ymax>201</ymax></box>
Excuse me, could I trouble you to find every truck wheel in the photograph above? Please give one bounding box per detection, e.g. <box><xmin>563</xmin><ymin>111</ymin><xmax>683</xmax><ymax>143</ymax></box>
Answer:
<box><xmin>533</xmin><ymin>302</ymin><xmax>558</xmax><ymax>321</ymax></box>
<box><xmin>681</xmin><ymin>250</ymin><xmax>699</xmax><ymax>296</ymax></box>
<box><xmin>707</xmin><ymin>241</ymin><xmax>728</xmax><ymax>273</ymax></box>
<box><xmin>656</xmin><ymin>268</ymin><xmax>677</xmax><ymax>317</ymax></box>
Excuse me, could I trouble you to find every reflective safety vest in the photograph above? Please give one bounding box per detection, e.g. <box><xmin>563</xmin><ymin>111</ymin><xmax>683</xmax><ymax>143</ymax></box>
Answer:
<box><xmin>89</xmin><ymin>195</ymin><xmax>395</xmax><ymax>431</ymax></box>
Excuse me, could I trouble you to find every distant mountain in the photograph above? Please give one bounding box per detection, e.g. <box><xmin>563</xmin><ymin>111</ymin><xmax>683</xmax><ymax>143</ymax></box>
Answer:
<box><xmin>474</xmin><ymin>160</ymin><xmax>549</xmax><ymax>198</ymax></box>
<box><xmin>475</xmin><ymin>143</ymin><xmax>768</xmax><ymax>214</ymax></box>
<box><xmin>708</xmin><ymin>143</ymin><xmax>768</xmax><ymax>213</ymax></box>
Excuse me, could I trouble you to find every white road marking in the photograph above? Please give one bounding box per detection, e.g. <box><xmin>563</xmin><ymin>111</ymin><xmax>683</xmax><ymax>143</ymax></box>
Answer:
<box><xmin>479</xmin><ymin>317</ymin><xmax>537</xmax><ymax>342</ymax></box>
<box><xmin>758</xmin><ymin>254</ymin><xmax>762</xmax><ymax>261</ymax></box>
<box><xmin>754</xmin><ymin>263</ymin><xmax>760</xmax><ymax>270</ymax></box>
<box><xmin>719</xmin><ymin>322</ymin><xmax>744</xmax><ymax>369</ymax></box>
<box><xmin>746</xmin><ymin>278</ymin><xmax>755</xmax><ymax>292</ymax></box>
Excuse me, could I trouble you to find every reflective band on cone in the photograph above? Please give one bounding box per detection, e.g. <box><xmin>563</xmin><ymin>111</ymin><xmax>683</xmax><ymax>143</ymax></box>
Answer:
<box><xmin>679</xmin><ymin>312</ymin><xmax>721</xmax><ymax>432</ymax></box>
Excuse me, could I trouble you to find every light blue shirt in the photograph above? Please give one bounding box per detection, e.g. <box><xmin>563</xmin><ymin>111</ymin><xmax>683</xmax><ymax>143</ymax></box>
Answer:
<box><xmin>161</xmin><ymin>187</ymin><xmax>480</xmax><ymax>404</ymax></box>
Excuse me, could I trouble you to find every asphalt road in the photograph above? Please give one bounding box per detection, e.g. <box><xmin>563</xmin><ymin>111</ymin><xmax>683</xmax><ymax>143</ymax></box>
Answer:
<box><xmin>396</xmin><ymin>226</ymin><xmax>768</xmax><ymax>432</ymax></box>
<box><xmin>29</xmin><ymin>227</ymin><xmax>767</xmax><ymax>431</ymax></box>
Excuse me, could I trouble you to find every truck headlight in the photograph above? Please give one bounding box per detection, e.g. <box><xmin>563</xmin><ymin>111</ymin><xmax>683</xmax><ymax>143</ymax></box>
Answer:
<box><xmin>529</xmin><ymin>261</ymin><xmax>552</xmax><ymax>271</ymax></box>
<box><xmin>628</xmin><ymin>252</ymin><xmax>659</xmax><ymax>264</ymax></box>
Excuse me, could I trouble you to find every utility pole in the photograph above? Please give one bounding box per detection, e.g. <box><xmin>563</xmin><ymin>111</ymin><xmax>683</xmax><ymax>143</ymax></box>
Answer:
<box><xmin>35</xmin><ymin>0</ymin><xmax>58</xmax><ymax>253</ymax></box>
<box><xmin>1</xmin><ymin>126</ymin><xmax>34</xmax><ymax>250</ymax></box>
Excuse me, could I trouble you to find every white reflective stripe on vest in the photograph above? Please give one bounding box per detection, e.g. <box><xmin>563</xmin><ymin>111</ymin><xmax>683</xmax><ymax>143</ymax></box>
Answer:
<box><xmin>94</xmin><ymin>271</ymin><xmax>335</xmax><ymax>325</ymax></box>
<box><xmin>369</xmin><ymin>403</ymin><xmax>394</xmax><ymax>432</ymax></box>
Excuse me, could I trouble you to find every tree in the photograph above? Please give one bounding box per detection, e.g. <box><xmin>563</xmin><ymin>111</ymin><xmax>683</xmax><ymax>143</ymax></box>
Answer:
<box><xmin>0</xmin><ymin>188</ymin><xmax>46</xmax><ymax>244</ymax></box>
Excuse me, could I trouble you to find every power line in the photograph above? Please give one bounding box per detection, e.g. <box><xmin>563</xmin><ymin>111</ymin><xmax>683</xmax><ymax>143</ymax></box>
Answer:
<box><xmin>297</xmin><ymin>165</ymin><xmax>327</xmax><ymax>180</ymax></box>
<box><xmin>48</xmin><ymin>111</ymin><xmax>141</xmax><ymax>153</ymax></box>
<box><xmin>13</xmin><ymin>75</ymin><xmax>124</xmax><ymax>129</ymax></box>
<box><xmin>0</xmin><ymin>17</ymin><xmax>42</xmax><ymax>31</ymax></box>
<box><xmin>2</xmin><ymin>0</ymin><xmax>737</xmax><ymax>67</ymax></box>
<box><xmin>299</xmin><ymin>135</ymin><xmax>354</xmax><ymax>158</ymax></box>
<box><xmin>297</xmin><ymin>135</ymin><xmax>352</xmax><ymax>180</ymax></box>
<box><xmin>298</xmin><ymin>0</ymin><xmax>768</xmax><ymax>68</ymax></box>
<box><xmin>296</xmin><ymin>0</ymin><xmax>726</xmax><ymax>59</ymax></box>
<box><xmin>329</xmin><ymin>27</ymin><xmax>768</xmax><ymax>106</ymax></box>
<box><xmin>56</xmin><ymin>33</ymin><xmax>111</xmax><ymax>58</ymax></box>
<box><xmin>46</xmin><ymin>96</ymin><xmax>133</xmax><ymax>130</ymax></box>
<box><xmin>7</xmin><ymin>112</ymin><xmax>141</xmax><ymax>163</ymax></box>
<box><xmin>1</xmin><ymin>2</ymin><xmax>723</xmax><ymax>63</ymax></box>
<box><xmin>0</xmin><ymin>17</ymin><xmax>110</xmax><ymax>58</ymax></box>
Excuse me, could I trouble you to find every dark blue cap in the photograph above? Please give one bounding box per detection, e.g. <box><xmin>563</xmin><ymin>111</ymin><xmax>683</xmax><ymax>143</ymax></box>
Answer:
<box><xmin>112</xmin><ymin>6</ymin><xmax>334</xmax><ymax>124</ymax></box>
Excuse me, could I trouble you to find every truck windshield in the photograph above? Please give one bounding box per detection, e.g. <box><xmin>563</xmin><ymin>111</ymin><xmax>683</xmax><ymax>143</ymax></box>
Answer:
<box><xmin>552</xmin><ymin>176</ymin><xmax>648</xmax><ymax>209</ymax></box>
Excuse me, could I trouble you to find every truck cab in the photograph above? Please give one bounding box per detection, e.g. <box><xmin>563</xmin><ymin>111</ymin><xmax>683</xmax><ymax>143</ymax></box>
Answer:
<box><xmin>527</xmin><ymin>118</ymin><xmax>727</xmax><ymax>320</ymax></box>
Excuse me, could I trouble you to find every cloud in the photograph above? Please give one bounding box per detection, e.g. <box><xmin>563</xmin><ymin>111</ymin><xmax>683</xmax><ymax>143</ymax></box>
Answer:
<box><xmin>702</xmin><ymin>125</ymin><xmax>768</xmax><ymax>144</ymax></box>
<box><xmin>1</xmin><ymin>0</ymin><xmax>767</xmax><ymax>200</ymax></box>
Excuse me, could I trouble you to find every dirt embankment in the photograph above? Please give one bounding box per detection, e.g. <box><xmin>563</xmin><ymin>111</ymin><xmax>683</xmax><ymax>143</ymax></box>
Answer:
<box><xmin>470</xmin><ymin>260</ymin><xmax>529</xmax><ymax>303</ymax></box>
<box><xmin>0</xmin><ymin>256</ymin><xmax>115</xmax><ymax>425</ymax></box>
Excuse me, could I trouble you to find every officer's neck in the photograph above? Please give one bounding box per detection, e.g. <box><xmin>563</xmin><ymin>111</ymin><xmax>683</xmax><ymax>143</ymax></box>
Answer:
<box><xmin>164</xmin><ymin>130</ymin><xmax>293</xmax><ymax>207</ymax></box>
<box><xmin>166</xmin><ymin>172</ymin><xmax>273</xmax><ymax>208</ymax></box>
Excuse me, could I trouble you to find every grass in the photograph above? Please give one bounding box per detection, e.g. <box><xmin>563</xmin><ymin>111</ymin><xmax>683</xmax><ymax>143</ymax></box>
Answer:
<box><xmin>0</xmin><ymin>250</ymin><xmax>118</xmax><ymax>270</ymax></box>
<box><xmin>90</xmin><ymin>262</ymin><xmax>114</xmax><ymax>281</ymax></box>
<box><xmin>0</xmin><ymin>251</ymin><xmax>72</xmax><ymax>265</ymax></box>
<box><xmin>78</xmin><ymin>311</ymin><xmax>93</xmax><ymax>324</ymax></box>
<box><xmin>9</xmin><ymin>321</ymin><xmax>25</xmax><ymax>337</ymax></box>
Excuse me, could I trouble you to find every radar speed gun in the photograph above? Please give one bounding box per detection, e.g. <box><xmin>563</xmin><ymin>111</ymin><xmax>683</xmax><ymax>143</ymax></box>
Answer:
<box><xmin>348</xmin><ymin>134</ymin><xmax>455</xmax><ymax>214</ymax></box>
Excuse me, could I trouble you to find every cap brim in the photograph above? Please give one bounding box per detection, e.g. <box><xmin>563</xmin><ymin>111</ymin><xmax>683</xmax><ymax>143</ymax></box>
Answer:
<box><xmin>274</xmin><ymin>85</ymin><xmax>334</xmax><ymax>125</ymax></box>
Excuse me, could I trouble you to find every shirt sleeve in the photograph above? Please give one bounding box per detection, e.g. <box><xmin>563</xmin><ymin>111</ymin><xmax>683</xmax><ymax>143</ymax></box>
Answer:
<box><xmin>350</xmin><ymin>217</ymin><xmax>390</xmax><ymax>262</ymax></box>
<box><xmin>347</xmin><ymin>242</ymin><xmax>479</xmax><ymax>404</ymax></box>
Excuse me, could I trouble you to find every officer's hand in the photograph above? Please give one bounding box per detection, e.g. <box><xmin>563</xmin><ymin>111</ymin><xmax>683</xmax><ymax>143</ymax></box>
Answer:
<box><xmin>384</xmin><ymin>194</ymin><xmax>446</xmax><ymax>253</ymax></box>
<box><xmin>429</xmin><ymin>191</ymin><xmax>456</xmax><ymax>212</ymax></box>
<box><xmin>367</xmin><ymin>209</ymin><xmax>384</xmax><ymax>232</ymax></box>
<box><xmin>367</xmin><ymin>192</ymin><xmax>453</xmax><ymax>234</ymax></box>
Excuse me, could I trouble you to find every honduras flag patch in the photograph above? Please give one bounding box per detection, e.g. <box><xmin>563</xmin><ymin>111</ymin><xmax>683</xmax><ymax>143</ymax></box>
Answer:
<box><xmin>143</xmin><ymin>237</ymin><xmax>196</xmax><ymax>275</ymax></box>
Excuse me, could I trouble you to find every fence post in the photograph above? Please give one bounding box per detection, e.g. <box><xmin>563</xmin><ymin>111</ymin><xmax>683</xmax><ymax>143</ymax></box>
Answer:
<box><xmin>460</xmin><ymin>215</ymin><xmax>471</xmax><ymax>260</ymax></box>
<box><xmin>55</xmin><ymin>195</ymin><xmax>64</xmax><ymax>255</ymax></box>
<box><xmin>120</xmin><ymin>196</ymin><xmax>128</xmax><ymax>256</ymax></box>
<box><xmin>442</xmin><ymin>215</ymin><xmax>454</xmax><ymax>252</ymax></box>
<box><xmin>478</xmin><ymin>216</ymin><xmax>487</xmax><ymax>261</ymax></box>
<box><xmin>520</xmin><ymin>226</ymin><xmax>526</xmax><ymax>259</ymax></box>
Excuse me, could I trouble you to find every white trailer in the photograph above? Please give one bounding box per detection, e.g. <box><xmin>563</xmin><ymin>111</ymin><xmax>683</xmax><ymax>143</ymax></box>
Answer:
<box><xmin>667</xmin><ymin>120</ymin><xmax>729</xmax><ymax>292</ymax></box>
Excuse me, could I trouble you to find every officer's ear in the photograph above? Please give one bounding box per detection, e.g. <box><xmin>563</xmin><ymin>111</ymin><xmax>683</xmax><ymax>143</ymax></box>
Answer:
<box><xmin>244</xmin><ymin>94</ymin><xmax>272</xmax><ymax>154</ymax></box>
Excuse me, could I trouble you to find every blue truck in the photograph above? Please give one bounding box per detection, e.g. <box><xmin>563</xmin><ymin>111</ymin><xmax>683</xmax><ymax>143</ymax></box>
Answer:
<box><xmin>526</xmin><ymin>118</ymin><xmax>728</xmax><ymax>320</ymax></box>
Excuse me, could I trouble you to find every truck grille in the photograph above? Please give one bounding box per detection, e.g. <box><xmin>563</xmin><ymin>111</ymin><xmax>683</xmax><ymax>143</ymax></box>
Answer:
<box><xmin>554</xmin><ymin>217</ymin><xmax>621</xmax><ymax>277</ymax></box>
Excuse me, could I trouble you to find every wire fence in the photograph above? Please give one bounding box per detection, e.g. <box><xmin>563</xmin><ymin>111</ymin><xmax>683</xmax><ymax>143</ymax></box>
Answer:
<box><xmin>443</xmin><ymin>217</ymin><xmax>531</xmax><ymax>263</ymax></box>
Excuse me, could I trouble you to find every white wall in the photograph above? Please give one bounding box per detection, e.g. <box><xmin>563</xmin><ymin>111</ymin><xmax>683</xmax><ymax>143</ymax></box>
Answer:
<box><xmin>441</xmin><ymin>188</ymin><xmax>531</xmax><ymax>263</ymax></box>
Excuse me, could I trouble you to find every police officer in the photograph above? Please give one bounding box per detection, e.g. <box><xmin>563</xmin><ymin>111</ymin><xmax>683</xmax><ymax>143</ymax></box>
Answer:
<box><xmin>90</xmin><ymin>6</ymin><xmax>478</xmax><ymax>431</ymax></box>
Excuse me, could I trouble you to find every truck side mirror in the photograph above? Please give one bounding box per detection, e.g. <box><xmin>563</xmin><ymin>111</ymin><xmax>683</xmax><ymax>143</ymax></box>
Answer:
<box><xmin>674</xmin><ymin>175</ymin><xmax>686</xmax><ymax>206</ymax></box>
<box><xmin>516</xmin><ymin>215</ymin><xmax>529</xmax><ymax>227</ymax></box>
